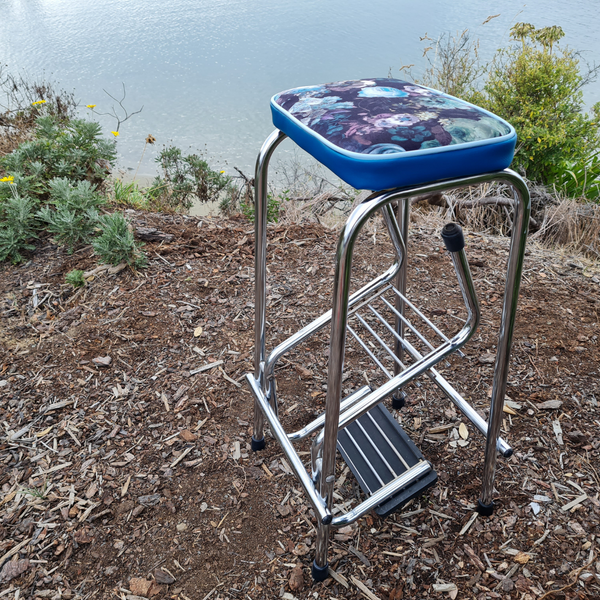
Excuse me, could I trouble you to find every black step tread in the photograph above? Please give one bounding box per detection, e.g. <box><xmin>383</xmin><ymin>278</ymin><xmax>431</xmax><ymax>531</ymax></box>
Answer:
<box><xmin>337</xmin><ymin>403</ymin><xmax>437</xmax><ymax>517</ymax></box>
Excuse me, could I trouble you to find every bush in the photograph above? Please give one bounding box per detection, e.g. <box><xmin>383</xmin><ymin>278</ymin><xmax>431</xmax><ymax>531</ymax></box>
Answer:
<box><xmin>241</xmin><ymin>191</ymin><xmax>285</xmax><ymax>223</ymax></box>
<box><xmin>0</xmin><ymin>115</ymin><xmax>116</xmax><ymax>195</ymax></box>
<box><xmin>92</xmin><ymin>212</ymin><xmax>146</xmax><ymax>268</ymax></box>
<box><xmin>0</xmin><ymin>191</ymin><xmax>38</xmax><ymax>263</ymax></box>
<box><xmin>480</xmin><ymin>24</ymin><xmax>600</xmax><ymax>189</ymax></box>
<box><xmin>149</xmin><ymin>146</ymin><xmax>231</xmax><ymax>211</ymax></box>
<box><xmin>37</xmin><ymin>178</ymin><xmax>104</xmax><ymax>252</ymax></box>
<box><xmin>407</xmin><ymin>24</ymin><xmax>600</xmax><ymax>198</ymax></box>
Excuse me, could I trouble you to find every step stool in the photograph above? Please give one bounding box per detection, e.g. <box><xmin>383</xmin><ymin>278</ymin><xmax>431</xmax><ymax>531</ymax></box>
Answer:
<box><xmin>244</xmin><ymin>79</ymin><xmax>530</xmax><ymax>580</ymax></box>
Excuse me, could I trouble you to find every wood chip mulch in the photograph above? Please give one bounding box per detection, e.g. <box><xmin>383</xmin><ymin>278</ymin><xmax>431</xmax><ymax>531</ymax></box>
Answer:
<box><xmin>1</xmin><ymin>211</ymin><xmax>599</xmax><ymax>600</ymax></box>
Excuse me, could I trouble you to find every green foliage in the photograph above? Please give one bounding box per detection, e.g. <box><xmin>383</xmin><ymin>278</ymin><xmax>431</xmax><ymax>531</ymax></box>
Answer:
<box><xmin>0</xmin><ymin>192</ymin><xmax>38</xmax><ymax>263</ymax></box>
<box><xmin>92</xmin><ymin>212</ymin><xmax>146</xmax><ymax>268</ymax></box>
<box><xmin>241</xmin><ymin>191</ymin><xmax>285</xmax><ymax>224</ymax></box>
<box><xmin>416</xmin><ymin>30</ymin><xmax>484</xmax><ymax>100</ymax></box>
<box><xmin>555</xmin><ymin>151</ymin><xmax>600</xmax><ymax>200</ymax></box>
<box><xmin>0</xmin><ymin>115</ymin><xmax>116</xmax><ymax>196</ymax></box>
<box><xmin>480</xmin><ymin>23</ymin><xmax>600</xmax><ymax>188</ymax></box>
<box><xmin>408</xmin><ymin>24</ymin><xmax>600</xmax><ymax>198</ymax></box>
<box><xmin>65</xmin><ymin>269</ymin><xmax>86</xmax><ymax>288</ymax></box>
<box><xmin>112</xmin><ymin>179</ymin><xmax>148</xmax><ymax>209</ymax></box>
<box><xmin>37</xmin><ymin>178</ymin><xmax>104</xmax><ymax>252</ymax></box>
<box><xmin>149</xmin><ymin>146</ymin><xmax>231</xmax><ymax>211</ymax></box>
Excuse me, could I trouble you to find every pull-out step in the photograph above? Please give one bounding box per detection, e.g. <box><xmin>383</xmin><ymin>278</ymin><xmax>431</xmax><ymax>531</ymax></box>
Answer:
<box><xmin>337</xmin><ymin>404</ymin><xmax>438</xmax><ymax>517</ymax></box>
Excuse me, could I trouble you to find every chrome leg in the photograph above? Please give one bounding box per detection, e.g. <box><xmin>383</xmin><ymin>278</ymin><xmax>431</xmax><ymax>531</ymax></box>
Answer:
<box><xmin>478</xmin><ymin>172</ymin><xmax>530</xmax><ymax>512</ymax></box>
<box><xmin>314</xmin><ymin>193</ymin><xmax>387</xmax><ymax>572</ymax></box>
<box><xmin>393</xmin><ymin>198</ymin><xmax>410</xmax><ymax>405</ymax></box>
<box><xmin>252</xmin><ymin>130</ymin><xmax>287</xmax><ymax>450</ymax></box>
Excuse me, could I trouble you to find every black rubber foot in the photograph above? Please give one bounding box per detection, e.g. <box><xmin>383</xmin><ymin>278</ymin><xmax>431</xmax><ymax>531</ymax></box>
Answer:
<box><xmin>477</xmin><ymin>499</ymin><xmax>495</xmax><ymax>516</ymax></box>
<box><xmin>251</xmin><ymin>436</ymin><xmax>265</xmax><ymax>452</ymax></box>
<box><xmin>391</xmin><ymin>394</ymin><xmax>406</xmax><ymax>409</ymax></box>
<box><xmin>311</xmin><ymin>561</ymin><xmax>329</xmax><ymax>582</ymax></box>
<box><xmin>503</xmin><ymin>447</ymin><xmax>514</xmax><ymax>459</ymax></box>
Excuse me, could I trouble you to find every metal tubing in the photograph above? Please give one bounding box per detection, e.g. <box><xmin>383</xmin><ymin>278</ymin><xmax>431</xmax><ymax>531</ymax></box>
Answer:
<box><xmin>314</xmin><ymin>183</ymin><xmax>482</xmax><ymax>570</ymax></box>
<box><xmin>246</xmin><ymin>374</ymin><xmax>331</xmax><ymax>524</ymax></box>
<box><xmin>330</xmin><ymin>460</ymin><xmax>432</xmax><ymax>528</ymax></box>
<box><xmin>480</xmin><ymin>173</ymin><xmax>530</xmax><ymax>506</ymax></box>
<box><xmin>393</xmin><ymin>198</ymin><xmax>410</xmax><ymax>383</ymax></box>
<box><xmin>264</xmin><ymin>263</ymin><xmax>401</xmax><ymax>381</ymax></box>
<box><xmin>287</xmin><ymin>385</ymin><xmax>371</xmax><ymax>442</ymax></box>
<box><xmin>252</xmin><ymin>130</ymin><xmax>287</xmax><ymax>444</ymax></box>
<box><xmin>375</xmin><ymin>305</ymin><xmax>512</xmax><ymax>456</ymax></box>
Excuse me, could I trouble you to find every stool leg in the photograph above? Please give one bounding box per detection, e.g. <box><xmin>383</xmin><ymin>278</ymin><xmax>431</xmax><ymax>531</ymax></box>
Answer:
<box><xmin>314</xmin><ymin>197</ymin><xmax>379</xmax><ymax>575</ymax></box>
<box><xmin>392</xmin><ymin>198</ymin><xmax>410</xmax><ymax>408</ymax></box>
<box><xmin>252</xmin><ymin>130</ymin><xmax>286</xmax><ymax>451</ymax></box>
<box><xmin>478</xmin><ymin>175</ymin><xmax>530</xmax><ymax>513</ymax></box>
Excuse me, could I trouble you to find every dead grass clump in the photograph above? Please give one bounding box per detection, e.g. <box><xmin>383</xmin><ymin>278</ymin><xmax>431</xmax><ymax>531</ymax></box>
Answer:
<box><xmin>534</xmin><ymin>198</ymin><xmax>600</xmax><ymax>259</ymax></box>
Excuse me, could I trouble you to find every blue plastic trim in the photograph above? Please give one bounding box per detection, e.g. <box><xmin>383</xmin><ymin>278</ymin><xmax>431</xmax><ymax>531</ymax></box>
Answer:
<box><xmin>272</xmin><ymin>106</ymin><xmax>516</xmax><ymax>191</ymax></box>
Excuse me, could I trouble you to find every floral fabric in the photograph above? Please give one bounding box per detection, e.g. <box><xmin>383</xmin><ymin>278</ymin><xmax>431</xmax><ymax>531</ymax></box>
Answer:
<box><xmin>273</xmin><ymin>79</ymin><xmax>511</xmax><ymax>155</ymax></box>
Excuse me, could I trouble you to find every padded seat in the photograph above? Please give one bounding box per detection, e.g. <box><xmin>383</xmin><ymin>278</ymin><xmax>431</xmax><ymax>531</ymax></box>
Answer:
<box><xmin>271</xmin><ymin>78</ymin><xmax>516</xmax><ymax>191</ymax></box>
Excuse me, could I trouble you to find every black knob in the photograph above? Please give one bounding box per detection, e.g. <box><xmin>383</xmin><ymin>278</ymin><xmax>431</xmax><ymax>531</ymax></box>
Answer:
<box><xmin>441</xmin><ymin>222</ymin><xmax>465</xmax><ymax>253</ymax></box>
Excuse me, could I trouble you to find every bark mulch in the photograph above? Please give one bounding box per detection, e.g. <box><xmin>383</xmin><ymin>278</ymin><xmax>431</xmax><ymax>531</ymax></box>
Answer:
<box><xmin>1</xmin><ymin>211</ymin><xmax>599</xmax><ymax>600</ymax></box>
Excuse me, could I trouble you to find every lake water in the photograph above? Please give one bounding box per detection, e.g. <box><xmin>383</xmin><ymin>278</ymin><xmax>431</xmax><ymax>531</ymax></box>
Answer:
<box><xmin>2</xmin><ymin>0</ymin><xmax>599</xmax><ymax>180</ymax></box>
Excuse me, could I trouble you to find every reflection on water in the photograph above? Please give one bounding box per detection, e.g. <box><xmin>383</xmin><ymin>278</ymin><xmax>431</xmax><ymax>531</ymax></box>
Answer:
<box><xmin>2</xmin><ymin>0</ymin><xmax>598</xmax><ymax>179</ymax></box>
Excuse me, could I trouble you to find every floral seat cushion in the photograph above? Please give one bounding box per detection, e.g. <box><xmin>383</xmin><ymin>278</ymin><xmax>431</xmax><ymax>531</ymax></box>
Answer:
<box><xmin>271</xmin><ymin>79</ymin><xmax>516</xmax><ymax>191</ymax></box>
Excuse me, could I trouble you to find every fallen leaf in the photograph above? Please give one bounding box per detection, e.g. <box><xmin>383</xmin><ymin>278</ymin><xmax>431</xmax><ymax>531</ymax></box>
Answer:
<box><xmin>179</xmin><ymin>429</ymin><xmax>197</xmax><ymax>442</ymax></box>
<box><xmin>514</xmin><ymin>551</ymin><xmax>531</xmax><ymax>564</ymax></box>
<box><xmin>154</xmin><ymin>568</ymin><xmax>175</xmax><ymax>584</ymax></box>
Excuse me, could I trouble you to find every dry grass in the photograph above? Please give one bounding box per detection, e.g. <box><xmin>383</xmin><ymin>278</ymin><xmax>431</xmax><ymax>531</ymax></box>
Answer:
<box><xmin>534</xmin><ymin>198</ymin><xmax>600</xmax><ymax>259</ymax></box>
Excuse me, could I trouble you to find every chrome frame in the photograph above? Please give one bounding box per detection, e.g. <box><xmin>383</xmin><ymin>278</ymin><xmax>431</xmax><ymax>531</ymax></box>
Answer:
<box><xmin>246</xmin><ymin>129</ymin><xmax>530</xmax><ymax>573</ymax></box>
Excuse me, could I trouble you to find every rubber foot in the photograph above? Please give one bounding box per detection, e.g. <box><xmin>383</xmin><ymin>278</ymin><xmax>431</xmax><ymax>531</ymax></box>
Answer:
<box><xmin>477</xmin><ymin>499</ymin><xmax>494</xmax><ymax>516</ymax></box>
<box><xmin>311</xmin><ymin>560</ymin><xmax>329</xmax><ymax>582</ymax></box>
<box><xmin>391</xmin><ymin>394</ymin><xmax>406</xmax><ymax>409</ymax></box>
<box><xmin>251</xmin><ymin>436</ymin><xmax>265</xmax><ymax>452</ymax></box>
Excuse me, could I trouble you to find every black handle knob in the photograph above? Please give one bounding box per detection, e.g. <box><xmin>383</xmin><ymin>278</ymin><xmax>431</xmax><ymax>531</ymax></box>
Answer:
<box><xmin>441</xmin><ymin>222</ymin><xmax>465</xmax><ymax>253</ymax></box>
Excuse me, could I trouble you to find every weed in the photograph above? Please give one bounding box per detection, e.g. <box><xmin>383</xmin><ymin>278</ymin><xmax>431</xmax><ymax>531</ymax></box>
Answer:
<box><xmin>112</xmin><ymin>179</ymin><xmax>148</xmax><ymax>209</ymax></box>
<box><xmin>149</xmin><ymin>146</ymin><xmax>231</xmax><ymax>211</ymax></box>
<box><xmin>93</xmin><ymin>212</ymin><xmax>146</xmax><ymax>268</ymax></box>
<box><xmin>65</xmin><ymin>269</ymin><xmax>86</xmax><ymax>288</ymax></box>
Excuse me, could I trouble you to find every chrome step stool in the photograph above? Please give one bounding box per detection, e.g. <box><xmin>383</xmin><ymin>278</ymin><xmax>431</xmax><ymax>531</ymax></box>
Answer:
<box><xmin>245</xmin><ymin>79</ymin><xmax>530</xmax><ymax>580</ymax></box>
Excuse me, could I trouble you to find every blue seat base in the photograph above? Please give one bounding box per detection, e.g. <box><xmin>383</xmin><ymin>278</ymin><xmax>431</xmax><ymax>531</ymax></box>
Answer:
<box><xmin>271</xmin><ymin>79</ymin><xmax>516</xmax><ymax>191</ymax></box>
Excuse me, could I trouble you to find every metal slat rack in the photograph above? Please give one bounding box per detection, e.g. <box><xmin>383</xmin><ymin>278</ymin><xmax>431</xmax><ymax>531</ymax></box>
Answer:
<box><xmin>245</xmin><ymin>129</ymin><xmax>530</xmax><ymax>581</ymax></box>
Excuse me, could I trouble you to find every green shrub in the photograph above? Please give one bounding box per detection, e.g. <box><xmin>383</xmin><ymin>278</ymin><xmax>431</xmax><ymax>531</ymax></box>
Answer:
<box><xmin>408</xmin><ymin>24</ymin><xmax>600</xmax><ymax>198</ymax></box>
<box><xmin>0</xmin><ymin>192</ymin><xmax>38</xmax><ymax>263</ymax></box>
<box><xmin>0</xmin><ymin>115</ymin><xmax>116</xmax><ymax>195</ymax></box>
<box><xmin>480</xmin><ymin>24</ymin><xmax>600</xmax><ymax>188</ymax></box>
<box><xmin>149</xmin><ymin>146</ymin><xmax>231</xmax><ymax>211</ymax></box>
<box><xmin>92</xmin><ymin>212</ymin><xmax>146</xmax><ymax>268</ymax></box>
<box><xmin>65</xmin><ymin>269</ymin><xmax>86</xmax><ymax>288</ymax></box>
<box><xmin>37</xmin><ymin>178</ymin><xmax>104</xmax><ymax>252</ymax></box>
<box><xmin>241</xmin><ymin>191</ymin><xmax>285</xmax><ymax>223</ymax></box>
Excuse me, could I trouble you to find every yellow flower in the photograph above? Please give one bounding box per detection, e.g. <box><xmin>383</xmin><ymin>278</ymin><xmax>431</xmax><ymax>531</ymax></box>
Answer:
<box><xmin>0</xmin><ymin>176</ymin><xmax>15</xmax><ymax>183</ymax></box>
<box><xmin>31</xmin><ymin>100</ymin><xmax>46</xmax><ymax>106</ymax></box>
<box><xmin>86</xmin><ymin>104</ymin><xmax>96</xmax><ymax>109</ymax></box>
<box><xmin>111</xmin><ymin>131</ymin><xmax>119</xmax><ymax>137</ymax></box>
<box><xmin>220</xmin><ymin>170</ymin><xmax>225</xmax><ymax>174</ymax></box>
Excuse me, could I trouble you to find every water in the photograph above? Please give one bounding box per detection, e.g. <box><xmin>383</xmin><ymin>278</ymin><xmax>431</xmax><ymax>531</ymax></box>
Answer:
<box><xmin>1</xmin><ymin>0</ymin><xmax>599</xmax><ymax>179</ymax></box>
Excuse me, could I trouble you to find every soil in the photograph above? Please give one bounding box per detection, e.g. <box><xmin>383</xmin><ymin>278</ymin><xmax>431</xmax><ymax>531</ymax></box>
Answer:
<box><xmin>1</xmin><ymin>210</ymin><xmax>600</xmax><ymax>600</ymax></box>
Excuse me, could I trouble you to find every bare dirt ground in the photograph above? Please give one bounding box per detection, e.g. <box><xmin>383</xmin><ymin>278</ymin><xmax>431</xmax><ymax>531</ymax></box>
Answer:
<box><xmin>1</xmin><ymin>211</ymin><xmax>600</xmax><ymax>600</ymax></box>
